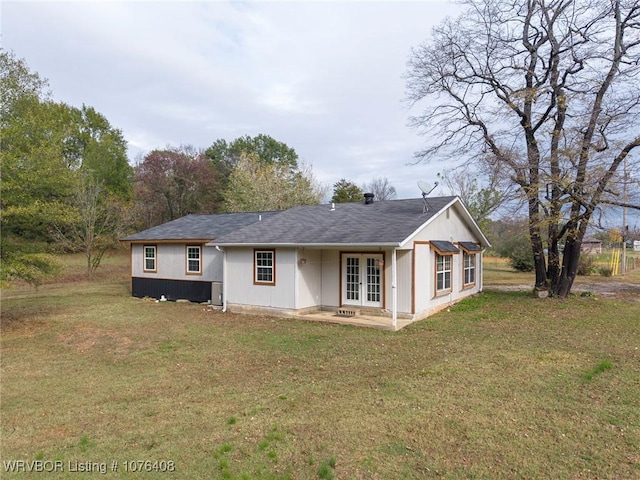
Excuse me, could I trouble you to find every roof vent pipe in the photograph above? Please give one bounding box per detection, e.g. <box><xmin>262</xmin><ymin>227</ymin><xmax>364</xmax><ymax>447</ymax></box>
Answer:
<box><xmin>364</xmin><ymin>193</ymin><xmax>375</xmax><ymax>205</ymax></box>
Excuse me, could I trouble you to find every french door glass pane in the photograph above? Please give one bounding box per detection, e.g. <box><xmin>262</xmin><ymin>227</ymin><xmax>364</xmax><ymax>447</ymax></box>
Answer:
<box><xmin>366</xmin><ymin>258</ymin><xmax>381</xmax><ymax>302</ymax></box>
<box><xmin>346</xmin><ymin>257</ymin><xmax>359</xmax><ymax>301</ymax></box>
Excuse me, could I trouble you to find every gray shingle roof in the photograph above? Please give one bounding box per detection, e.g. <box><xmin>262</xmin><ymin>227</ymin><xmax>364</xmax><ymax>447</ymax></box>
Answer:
<box><xmin>121</xmin><ymin>211</ymin><xmax>280</xmax><ymax>242</ymax></box>
<box><xmin>213</xmin><ymin>197</ymin><xmax>459</xmax><ymax>246</ymax></box>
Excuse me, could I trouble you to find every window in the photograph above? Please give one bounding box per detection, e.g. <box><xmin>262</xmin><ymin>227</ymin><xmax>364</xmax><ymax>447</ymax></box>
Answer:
<box><xmin>254</xmin><ymin>249</ymin><xmax>275</xmax><ymax>285</ymax></box>
<box><xmin>144</xmin><ymin>245</ymin><xmax>157</xmax><ymax>272</ymax></box>
<box><xmin>464</xmin><ymin>252</ymin><xmax>476</xmax><ymax>285</ymax></box>
<box><xmin>459</xmin><ymin>242</ymin><xmax>481</xmax><ymax>288</ymax></box>
<box><xmin>186</xmin><ymin>246</ymin><xmax>202</xmax><ymax>274</ymax></box>
<box><xmin>436</xmin><ymin>253</ymin><xmax>452</xmax><ymax>292</ymax></box>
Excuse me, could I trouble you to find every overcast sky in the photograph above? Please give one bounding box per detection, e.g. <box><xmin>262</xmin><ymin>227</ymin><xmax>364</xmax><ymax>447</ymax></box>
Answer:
<box><xmin>2</xmin><ymin>0</ymin><xmax>464</xmax><ymax>200</ymax></box>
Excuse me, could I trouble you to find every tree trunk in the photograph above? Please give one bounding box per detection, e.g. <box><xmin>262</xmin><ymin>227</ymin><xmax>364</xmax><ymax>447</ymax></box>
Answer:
<box><xmin>86</xmin><ymin>249</ymin><xmax>93</xmax><ymax>278</ymax></box>
<box><xmin>527</xmin><ymin>192</ymin><xmax>547</xmax><ymax>289</ymax></box>
<box><xmin>547</xmin><ymin>234</ymin><xmax>561</xmax><ymax>294</ymax></box>
<box><xmin>553</xmin><ymin>236</ymin><xmax>582</xmax><ymax>298</ymax></box>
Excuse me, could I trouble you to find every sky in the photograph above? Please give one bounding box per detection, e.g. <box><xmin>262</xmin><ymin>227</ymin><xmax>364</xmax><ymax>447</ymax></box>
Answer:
<box><xmin>1</xmin><ymin>0</ymin><xmax>464</xmax><ymax>200</ymax></box>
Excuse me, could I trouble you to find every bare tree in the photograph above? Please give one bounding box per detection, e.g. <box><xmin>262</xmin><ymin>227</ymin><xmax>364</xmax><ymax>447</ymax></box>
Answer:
<box><xmin>437</xmin><ymin>154</ymin><xmax>521</xmax><ymax>224</ymax></box>
<box><xmin>362</xmin><ymin>177</ymin><xmax>397</xmax><ymax>201</ymax></box>
<box><xmin>53</xmin><ymin>175</ymin><xmax>124</xmax><ymax>277</ymax></box>
<box><xmin>406</xmin><ymin>0</ymin><xmax>640</xmax><ymax>297</ymax></box>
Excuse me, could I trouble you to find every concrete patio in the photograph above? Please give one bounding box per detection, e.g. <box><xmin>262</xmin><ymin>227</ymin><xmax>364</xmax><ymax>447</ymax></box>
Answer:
<box><xmin>297</xmin><ymin>310</ymin><xmax>415</xmax><ymax>331</ymax></box>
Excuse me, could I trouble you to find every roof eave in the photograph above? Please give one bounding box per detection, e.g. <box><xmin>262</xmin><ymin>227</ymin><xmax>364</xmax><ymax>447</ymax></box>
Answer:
<box><xmin>208</xmin><ymin>242</ymin><xmax>402</xmax><ymax>248</ymax></box>
<box><xmin>398</xmin><ymin>197</ymin><xmax>459</xmax><ymax>248</ymax></box>
<box><xmin>121</xmin><ymin>238</ymin><xmax>215</xmax><ymax>244</ymax></box>
<box><xmin>398</xmin><ymin>197</ymin><xmax>492</xmax><ymax>249</ymax></box>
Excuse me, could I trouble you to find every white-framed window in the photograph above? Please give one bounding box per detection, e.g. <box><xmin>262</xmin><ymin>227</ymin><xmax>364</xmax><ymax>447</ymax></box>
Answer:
<box><xmin>435</xmin><ymin>253</ymin><xmax>452</xmax><ymax>293</ymax></box>
<box><xmin>186</xmin><ymin>245</ymin><xmax>202</xmax><ymax>274</ymax></box>
<box><xmin>254</xmin><ymin>249</ymin><xmax>275</xmax><ymax>285</ymax></box>
<box><xmin>464</xmin><ymin>252</ymin><xmax>476</xmax><ymax>286</ymax></box>
<box><xmin>144</xmin><ymin>245</ymin><xmax>157</xmax><ymax>272</ymax></box>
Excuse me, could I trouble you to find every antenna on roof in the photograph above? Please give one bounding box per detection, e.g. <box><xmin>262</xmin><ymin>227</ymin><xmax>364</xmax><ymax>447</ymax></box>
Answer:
<box><xmin>418</xmin><ymin>181</ymin><xmax>438</xmax><ymax>213</ymax></box>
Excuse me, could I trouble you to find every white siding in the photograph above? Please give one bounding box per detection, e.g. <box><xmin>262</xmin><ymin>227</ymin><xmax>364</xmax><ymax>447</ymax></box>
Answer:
<box><xmin>401</xmin><ymin>204</ymin><xmax>484</xmax><ymax>319</ymax></box>
<box><xmin>411</xmin><ymin>205</ymin><xmax>480</xmax><ymax>245</ymax></box>
<box><xmin>395</xmin><ymin>249</ymin><xmax>413</xmax><ymax>315</ymax></box>
<box><xmin>413</xmin><ymin>243</ymin><xmax>432</xmax><ymax>315</ymax></box>
<box><xmin>320</xmin><ymin>250</ymin><xmax>340</xmax><ymax>308</ymax></box>
<box><xmin>131</xmin><ymin>244</ymin><xmax>221</xmax><ymax>281</ymax></box>
<box><xmin>225</xmin><ymin>247</ymin><xmax>296</xmax><ymax>309</ymax></box>
<box><xmin>296</xmin><ymin>249</ymin><xmax>323</xmax><ymax>309</ymax></box>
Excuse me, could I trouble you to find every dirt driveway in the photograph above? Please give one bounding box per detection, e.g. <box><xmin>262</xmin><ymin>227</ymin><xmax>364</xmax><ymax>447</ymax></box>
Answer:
<box><xmin>486</xmin><ymin>279</ymin><xmax>640</xmax><ymax>301</ymax></box>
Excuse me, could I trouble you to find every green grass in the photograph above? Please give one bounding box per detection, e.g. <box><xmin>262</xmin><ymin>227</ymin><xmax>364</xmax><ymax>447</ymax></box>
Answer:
<box><xmin>583</xmin><ymin>360</ymin><xmax>614</xmax><ymax>382</ymax></box>
<box><xmin>1</xmin><ymin>251</ymin><xmax>639</xmax><ymax>478</ymax></box>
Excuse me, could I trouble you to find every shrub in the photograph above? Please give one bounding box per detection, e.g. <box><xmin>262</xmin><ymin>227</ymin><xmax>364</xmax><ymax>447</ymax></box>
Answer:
<box><xmin>508</xmin><ymin>246</ymin><xmax>535</xmax><ymax>272</ymax></box>
<box><xmin>599</xmin><ymin>267</ymin><xmax>613</xmax><ymax>277</ymax></box>
<box><xmin>577</xmin><ymin>255</ymin><xmax>597</xmax><ymax>276</ymax></box>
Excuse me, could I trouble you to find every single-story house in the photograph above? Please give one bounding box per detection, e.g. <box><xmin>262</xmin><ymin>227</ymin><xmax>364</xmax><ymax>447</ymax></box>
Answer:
<box><xmin>581</xmin><ymin>238</ymin><xmax>603</xmax><ymax>255</ymax></box>
<box><xmin>121</xmin><ymin>195</ymin><xmax>491</xmax><ymax>330</ymax></box>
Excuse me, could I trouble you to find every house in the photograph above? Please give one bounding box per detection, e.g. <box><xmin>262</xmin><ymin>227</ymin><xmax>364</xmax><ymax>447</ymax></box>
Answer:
<box><xmin>121</xmin><ymin>211</ymin><xmax>280</xmax><ymax>304</ymax></box>
<box><xmin>581</xmin><ymin>238</ymin><xmax>603</xmax><ymax>255</ymax></box>
<box><xmin>121</xmin><ymin>195</ymin><xmax>491</xmax><ymax>330</ymax></box>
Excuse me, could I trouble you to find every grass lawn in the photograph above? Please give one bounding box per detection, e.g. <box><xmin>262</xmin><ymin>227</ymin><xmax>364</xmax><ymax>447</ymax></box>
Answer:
<box><xmin>1</xmin><ymin>251</ymin><xmax>639</xmax><ymax>479</ymax></box>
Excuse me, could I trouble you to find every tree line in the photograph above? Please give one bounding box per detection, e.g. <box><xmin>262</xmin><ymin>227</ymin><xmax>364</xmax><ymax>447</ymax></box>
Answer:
<box><xmin>0</xmin><ymin>49</ymin><xmax>396</xmax><ymax>285</ymax></box>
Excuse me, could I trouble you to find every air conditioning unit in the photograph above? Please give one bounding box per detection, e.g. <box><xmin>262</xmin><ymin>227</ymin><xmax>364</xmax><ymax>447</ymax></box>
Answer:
<box><xmin>211</xmin><ymin>282</ymin><xmax>223</xmax><ymax>306</ymax></box>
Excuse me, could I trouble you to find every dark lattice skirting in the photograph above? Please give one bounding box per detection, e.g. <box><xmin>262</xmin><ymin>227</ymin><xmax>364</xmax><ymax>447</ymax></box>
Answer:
<box><xmin>131</xmin><ymin>277</ymin><xmax>213</xmax><ymax>303</ymax></box>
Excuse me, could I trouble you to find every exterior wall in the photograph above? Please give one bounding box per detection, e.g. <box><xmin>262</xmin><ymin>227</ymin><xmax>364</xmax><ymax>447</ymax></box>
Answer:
<box><xmin>410</xmin><ymin>206</ymin><xmax>484</xmax><ymax>320</ymax></box>
<box><xmin>395</xmin><ymin>249</ymin><xmax>413</xmax><ymax>315</ymax></box>
<box><xmin>296</xmin><ymin>248</ymin><xmax>323</xmax><ymax>309</ymax></box>
<box><xmin>581</xmin><ymin>242</ymin><xmax>602</xmax><ymax>255</ymax></box>
<box><xmin>410</xmin><ymin>204</ymin><xmax>480</xmax><ymax>246</ymax></box>
<box><xmin>224</xmin><ymin>247</ymin><xmax>414</xmax><ymax>314</ymax></box>
<box><xmin>225</xmin><ymin>247</ymin><xmax>297</xmax><ymax>309</ymax></box>
<box><xmin>320</xmin><ymin>250</ymin><xmax>340</xmax><ymax>308</ymax></box>
<box><xmin>220</xmin><ymin>204</ymin><xmax>485</xmax><ymax>321</ymax></box>
<box><xmin>413</xmin><ymin>242</ymin><xmax>432</xmax><ymax>316</ymax></box>
<box><xmin>131</xmin><ymin>243</ymin><xmax>221</xmax><ymax>282</ymax></box>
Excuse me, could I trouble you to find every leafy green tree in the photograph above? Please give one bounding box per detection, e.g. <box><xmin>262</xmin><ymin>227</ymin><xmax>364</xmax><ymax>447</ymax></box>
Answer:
<box><xmin>484</xmin><ymin>216</ymin><xmax>533</xmax><ymax>271</ymax></box>
<box><xmin>1</xmin><ymin>49</ymin><xmax>132</xmax><ymax>284</ymax></box>
<box><xmin>1</xmin><ymin>51</ymin><xmax>70</xmax><ymax>285</ymax></box>
<box><xmin>331</xmin><ymin>179</ymin><xmax>363</xmax><ymax>203</ymax></box>
<box><xmin>0</xmin><ymin>49</ymin><xmax>49</xmax><ymax>121</ymax></box>
<box><xmin>222</xmin><ymin>153</ymin><xmax>324</xmax><ymax>212</ymax></box>
<box><xmin>70</xmin><ymin>106</ymin><xmax>133</xmax><ymax>199</ymax></box>
<box><xmin>205</xmin><ymin>134</ymin><xmax>300</xmax><ymax>208</ymax></box>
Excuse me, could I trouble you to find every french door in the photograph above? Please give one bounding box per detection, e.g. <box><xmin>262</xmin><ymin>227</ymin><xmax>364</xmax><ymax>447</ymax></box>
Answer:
<box><xmin>342</xmin><ymin>254</ymin><xmax>383</xmax><ymax>307</ymax></box>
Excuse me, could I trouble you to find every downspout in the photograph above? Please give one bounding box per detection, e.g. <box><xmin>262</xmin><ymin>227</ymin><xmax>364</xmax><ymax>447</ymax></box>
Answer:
<box><xmin>392</xmin><ymin>248</ymin><xmax>398</xmax><ymax>330</ymax></box>
<box><xmin>294</xmin><ymin>249</ymin><xmax>299</xmax><ymax>311</ymax></box>
<box><xmin>215</xmin><ymin>246</ymin><xmax>227</xmax><ymax>312</ymax></box>
<box><xmin>479</xmin><ymin>249</ymin><xmax>485</xmax><ymax>292</ymax></box>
